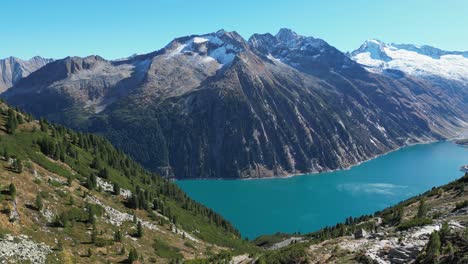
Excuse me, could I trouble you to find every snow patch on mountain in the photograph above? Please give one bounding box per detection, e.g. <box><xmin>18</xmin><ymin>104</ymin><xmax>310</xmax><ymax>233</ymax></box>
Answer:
<box><xmin>164</xmin><ymin>32</ymin><xmax>242</xmax><ymax>66</ymax></box>
<box><xmin>193</xmin><ymin>37</ymin><xmax>208</xmax><ymax>44</ymax></box>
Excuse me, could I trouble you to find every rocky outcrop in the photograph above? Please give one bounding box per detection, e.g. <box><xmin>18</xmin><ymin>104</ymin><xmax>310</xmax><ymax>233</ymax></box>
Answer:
<box><xmin>0</xmin><ymin>235</ymin><xmax>52</xmax><ymax>264</ymax></box>
<box><xmin>86</xmin><ymin>195</ymin><xmax>199</xmax><ymax>242</ymax></box>
<box><xmin>9</xmin><ymin>199</ymin><xmax>20</xmax><ymax>223</ymax></box>
<box><xmin>354</xmin><ymin>228</ymin><xmax>368</xmax><ymax>239</ymax></box>
<box><xmin>268</xmin><ymin>237</ymin><xmax>304</xmax><ymax>250</ymax></box>
<box><xmin>96</xmin><ymin>177</ymin><xmax>132</xmax><ymax>198</ymax></box>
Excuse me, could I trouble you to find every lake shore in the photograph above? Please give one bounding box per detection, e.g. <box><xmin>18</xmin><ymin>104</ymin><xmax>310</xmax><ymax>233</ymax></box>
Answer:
<box><xmin>177</xmin><ymin>138</ymin><xmax>444</xmax><ymax>181</ymax></box>
<box><xmin>175</xmin><ymin>128</ymin><xmax>468</xmax><ymax>181</ymax></box>
<box><xmin>177</xmin><ymin>141</ymin><xmax>468</xmax><ymax>238</ymax></box>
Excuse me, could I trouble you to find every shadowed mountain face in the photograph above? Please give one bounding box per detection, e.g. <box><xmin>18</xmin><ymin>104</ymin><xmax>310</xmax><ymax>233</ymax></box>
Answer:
<box><xmin>0</xmin><ymin>56</ymin><xmax>53</xmax><ymax>92</ymax></box>
<box><xmin>2</xmin><ymin>29</ymin><xmax>467</xmax><ymax>179</ymax></box>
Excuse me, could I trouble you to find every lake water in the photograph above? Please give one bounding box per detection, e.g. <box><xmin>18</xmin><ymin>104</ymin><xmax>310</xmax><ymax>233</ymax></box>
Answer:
<box><xmin>177</xmin><ymin>141</ymin><xmax>468</xmax><ymax>239</ymax></box>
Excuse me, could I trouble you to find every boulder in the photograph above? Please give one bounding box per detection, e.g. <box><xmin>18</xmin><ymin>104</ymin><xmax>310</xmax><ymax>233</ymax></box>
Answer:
<box><xmin>355</xmin><ymin>228</ymin><xmax>368</xmax><ymax>239</ymax></box>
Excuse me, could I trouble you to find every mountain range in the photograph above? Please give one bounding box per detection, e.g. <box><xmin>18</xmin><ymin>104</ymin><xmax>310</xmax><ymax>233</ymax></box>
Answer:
<box><xmin>0</xmin><ymin>56</ymin><xmax>53</xmax><ymax>92</ymax></box>
<box><xmin>2</xmin><ymin>29</ymin><xmax>467</xmax><ymax>179</ymax></box>
<box><xmin>350</xmin><ymin>39</ymin><xmax>468</xmax><ymax>83</ymax></box>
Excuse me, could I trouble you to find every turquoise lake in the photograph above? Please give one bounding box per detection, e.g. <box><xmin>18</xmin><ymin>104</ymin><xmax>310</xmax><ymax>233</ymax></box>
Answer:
<box><xmin>177</xmin><ymin>141</ymin><xmax>468</xmax><ymax>239</ymax></box>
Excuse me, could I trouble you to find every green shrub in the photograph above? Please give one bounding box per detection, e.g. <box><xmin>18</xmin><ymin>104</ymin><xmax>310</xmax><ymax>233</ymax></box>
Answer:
<box><xmin>454</xmin><ymin>200</ymin><xmax>468</xmax><ymax>211</ymax></box>
<box><xmin>257</xmin><ymin>243</ymin><xmax>308</xmax><ymax>264</ymax></box>
<box><xmin>397</xmin><ymin>218</ymin><xmax>433</xmax><ymax>231</ymax></box>
<box><xmin>153</xmin><ymin>238</ymin><xmax>183</xmax><ymax>260</ymax></box>
<box><xmin>184</xmin><ymin>241</ymin><xmax>195</xmax><ymax>249</ymax></box>
<box><xmin>48</xmin><ymin>180</ymin><xmax>63</xmax><ymax>188</ymax></box>
<box><xmin>94</xmin><ymin>238</ymin><xmax>113</xmax><ymax>247</ymax></box>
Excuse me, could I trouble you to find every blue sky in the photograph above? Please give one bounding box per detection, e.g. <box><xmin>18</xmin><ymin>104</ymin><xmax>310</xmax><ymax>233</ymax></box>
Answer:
<box><xmin>2</xmin><ymin>0</ymin><xmax>467</xmax><ymax>60</ymax></box>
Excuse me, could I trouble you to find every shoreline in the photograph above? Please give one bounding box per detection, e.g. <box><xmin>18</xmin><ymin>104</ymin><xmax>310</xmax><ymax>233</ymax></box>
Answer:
<box><xmin>176</xmin><ymin>137</ymin><xmax>465</xmax><ymax>182</ymax></box>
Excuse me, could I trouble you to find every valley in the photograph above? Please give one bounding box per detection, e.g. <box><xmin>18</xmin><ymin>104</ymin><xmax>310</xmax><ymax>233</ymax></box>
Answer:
<box><xmin>1</xmin><ymin>23</ymin><xmax>467</xmax><ymax>263</ymax></box>
<box><xmin>0</xmin><ymin>101</ymin><xmax>466</xmax><ymax>263</ymax></box>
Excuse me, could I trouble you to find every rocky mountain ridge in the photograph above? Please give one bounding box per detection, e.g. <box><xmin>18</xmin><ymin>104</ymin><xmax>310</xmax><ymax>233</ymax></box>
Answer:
<box><xmin>0</xmin><ymin>56</ymin><xmax>53</xmax><ymax>92</ymax></box>
<box><xmin>2</xmin><ymin>29</ymin><xmax>467</xmax><ymax>179</ymax></box>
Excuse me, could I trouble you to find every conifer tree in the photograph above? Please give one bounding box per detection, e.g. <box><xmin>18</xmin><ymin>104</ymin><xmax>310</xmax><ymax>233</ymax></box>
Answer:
<box><xmin>9</xmin><ymin>183</ymin><xmax>16</xmax><ymax>198</ymax></box>
<box><xmin>99</xmin><ymin>167</ymin><xmax>109</xmax><ymax>179</ymax></box>
<box><xmin>2</xmin><ymin>148</ymin><xmax>9</xmax><ymax>160</ymax></box>
<box><xmin>35</xmin><ymin>194</ymin><xmax>43</xmax><ymax>211</ymax></box>
<box><xmin>57</xmin><ymin>239</ymin><xmax>64</xmax><ymax>251</ymax></box>
<box><xmin>425</xmin><ymin>231</ymin><xmax>441</xmax><ymax>262</ymax></box>
<box><xmin>136</xmin><ymin>221</ymin><xmax>143</xmax><ymax>238</ymax></box>
<box><xmin>440</xmin><ymin>221</ymin><xmax>450</xmax><ymax>242</ymax></box>
<box><xmin>128</xmin><ymin>248</ymin><xmax>138</xmax><ymax>263</ymax></box>
<box><xmin>88</xmin><ymin>205</ymin><xmax>96</xmax><ymax>225</ymax></box>
<box><xmin>91</xmin><ymin>228</ymin><xmax>97</xmax><ymax>244</ymax></box>
<box><xmin>12</xmin><ymin>158</ymin><xmax>23</xmax><ymax>173</ymax></box>
<box><xmin>114</xmin><ymin>183</ymin><xmax>121</xmax><ymax>195</ymax></box>
<box><xmin>6</xmin><ymin>110</ymin><xmax>18</xmax><ymax>134</ymax></box>
<box><xmin>114</xmin><ymin>229</ymin><xmax>123</xmax><ymax>242</ymax></box>
<box><xmin>417</xmin><ymin>198</ymin><xmax>428</xmax><ymax>218</ymax></box>
<box><xmin>17</xmin><ymin>113</ymin><xmax>24</xmax><ymax>124</ymax></box>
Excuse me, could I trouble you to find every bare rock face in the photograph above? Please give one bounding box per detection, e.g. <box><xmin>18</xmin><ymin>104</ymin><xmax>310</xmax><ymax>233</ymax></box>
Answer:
<box><xmin>0</xmin><ymin>56</ymin><xmax>53</xmax><ymax>92</ymax></box>
<box><xmin>3</xmin><ymin>29</ymin><xmax>468</xmax><ymax>179</ymax></box>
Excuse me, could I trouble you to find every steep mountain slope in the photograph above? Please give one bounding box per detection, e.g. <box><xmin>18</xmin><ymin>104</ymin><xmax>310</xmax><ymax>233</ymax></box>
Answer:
<box><xmin>0</xmin><ymin>102</ymin><xmax>254</xmax><ymax>263</ymax></box>
<box><xmin>0</xmin><ymin>56</ymin><xmax>53</xmax><ymax>92</ymax></box>
<box><xmin>3</xmin><ymin>29</ymin><xmax>467</xmax><ymax>179</ymax></box>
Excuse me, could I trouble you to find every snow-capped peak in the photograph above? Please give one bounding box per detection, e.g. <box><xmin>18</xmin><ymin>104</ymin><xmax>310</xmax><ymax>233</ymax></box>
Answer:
<box><xmin>164</xmin><ymin>31</ymin><xmax>245</xmax><ymax>66</ymax></box>
<box><xmin>351</xmin><ymin>39</ymin><xmax>392</xmax><ymax>62</ymax></box>
<box><xmin>358</xmin><ymin>39</ymin><xmax>388</xmax><ymax>51</ymax></box>
<box><xmin>350</xmin><ymin>40</ymin><xmax>468</xmax><ymax>83</ymax></box>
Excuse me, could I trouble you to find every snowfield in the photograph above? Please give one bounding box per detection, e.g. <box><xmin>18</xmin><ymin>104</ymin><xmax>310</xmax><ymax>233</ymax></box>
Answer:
<box><xmin>351</xmin><ymin>39</ymin><xmax>468</xmax><ymax>83</ymax></box>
